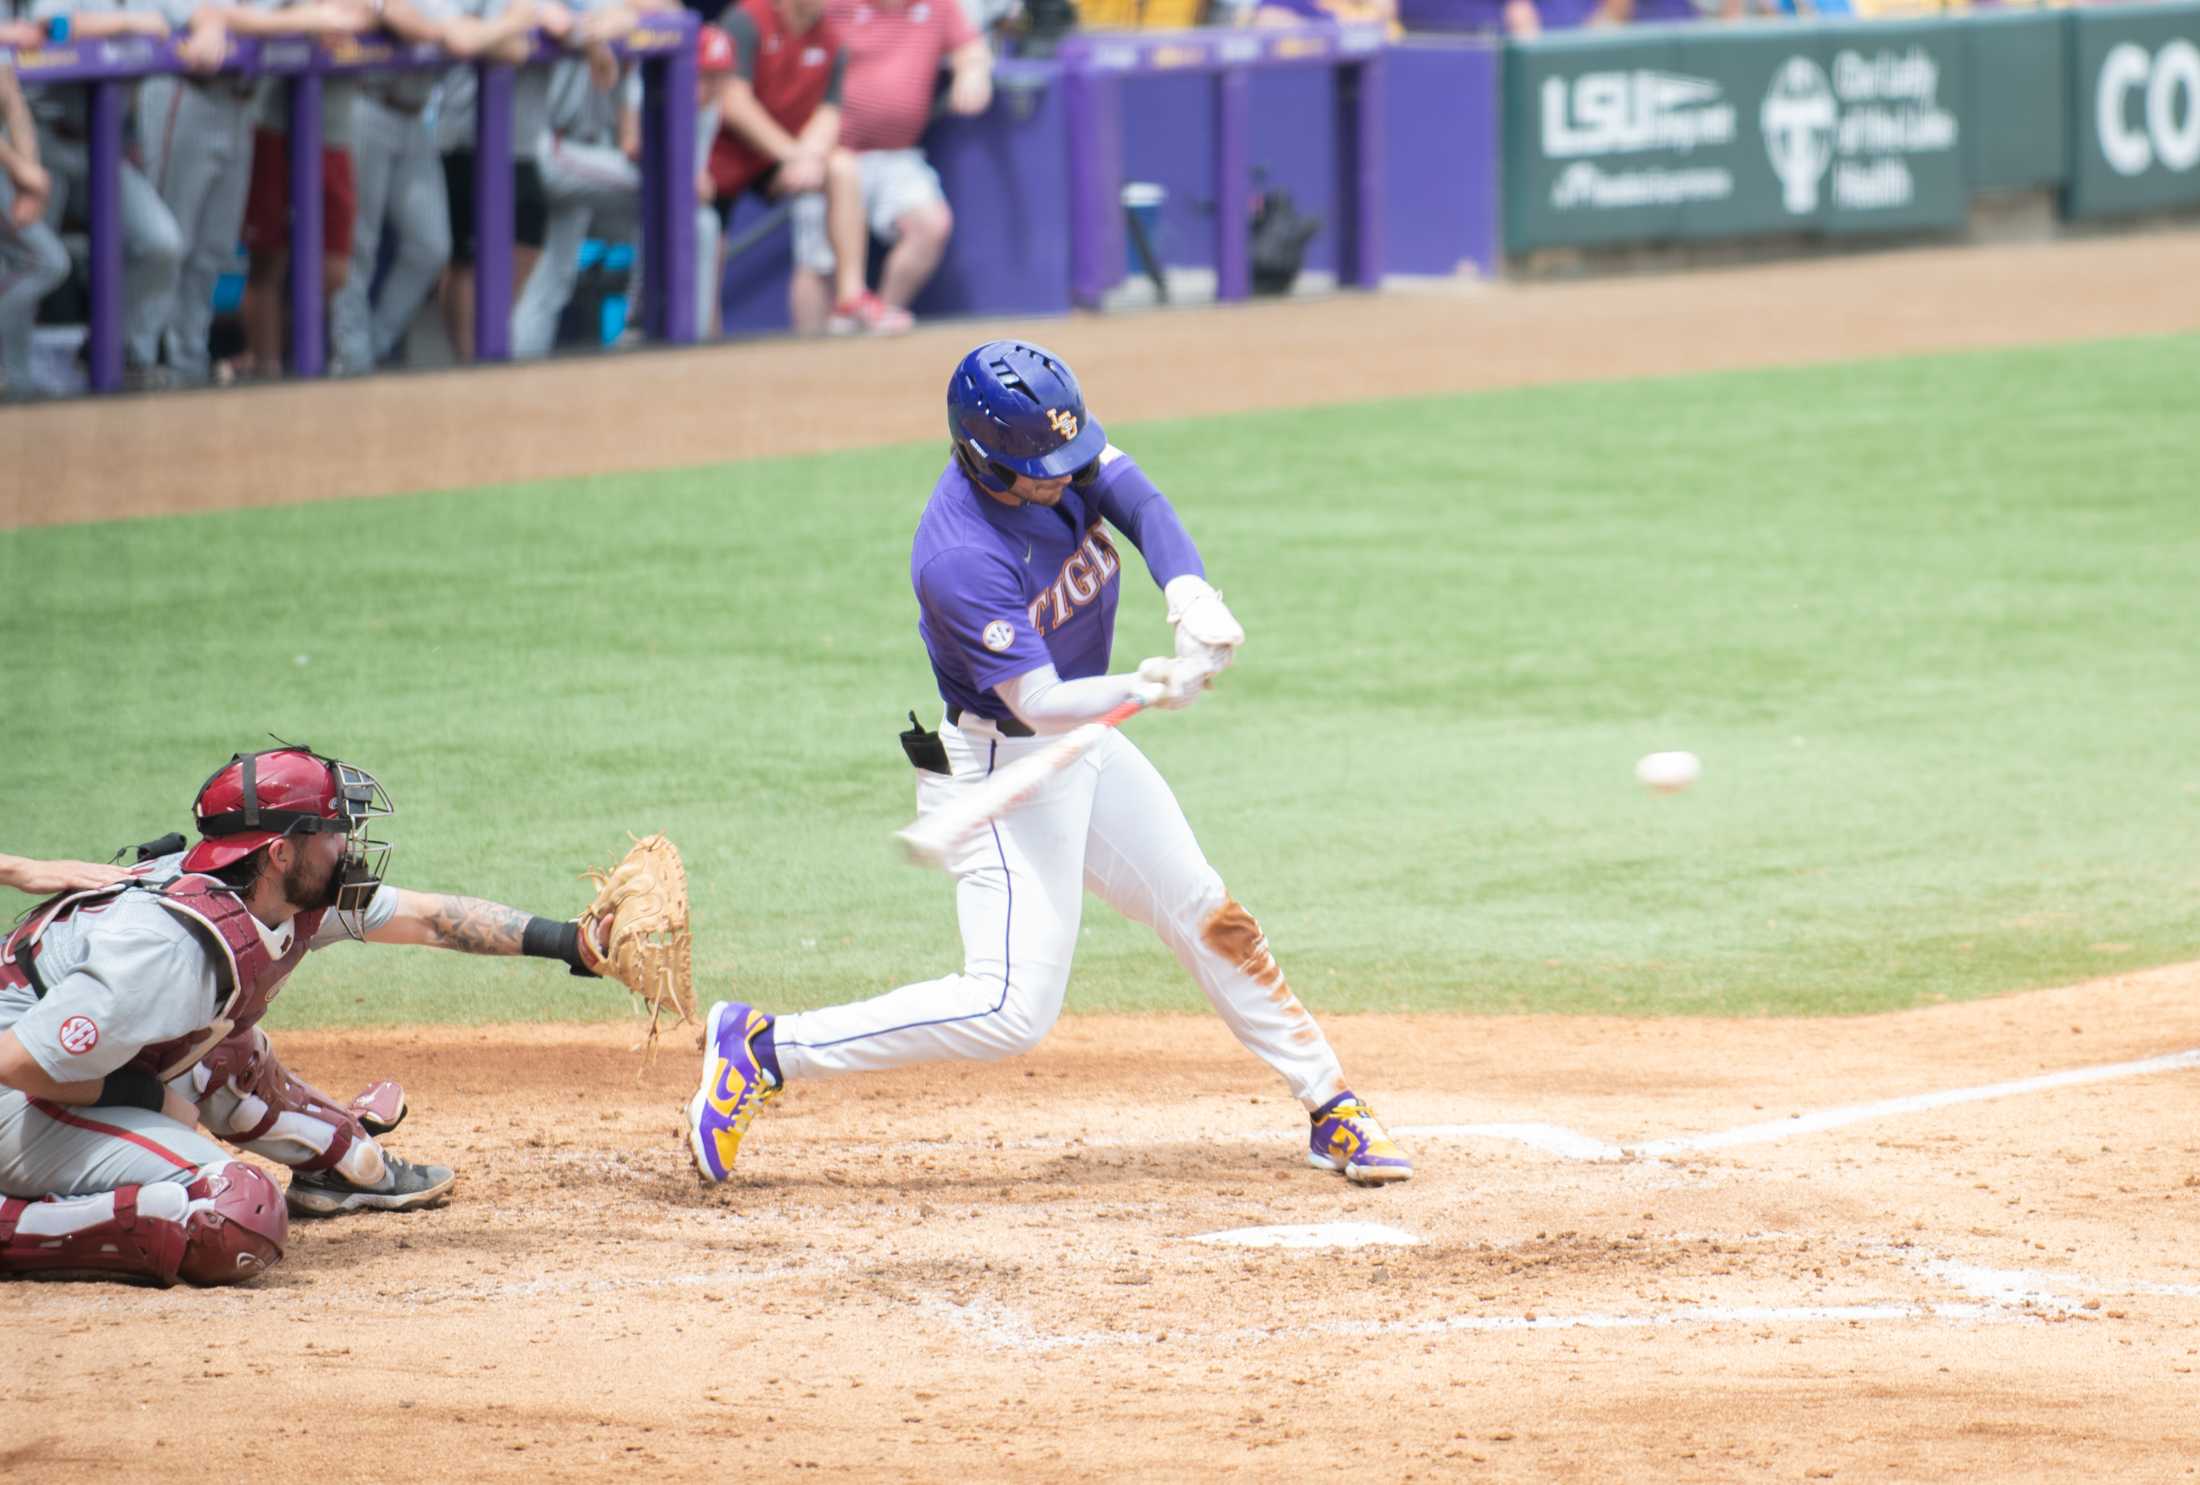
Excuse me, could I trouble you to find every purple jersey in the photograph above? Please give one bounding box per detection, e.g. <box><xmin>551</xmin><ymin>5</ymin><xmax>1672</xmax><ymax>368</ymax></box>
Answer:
<box><xmin>911</xmin><ymin>445</ymin><xmax>1204</xmax><ymax>722</ymax></box>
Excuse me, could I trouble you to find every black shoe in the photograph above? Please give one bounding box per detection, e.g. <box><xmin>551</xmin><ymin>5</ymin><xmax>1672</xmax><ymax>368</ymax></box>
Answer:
<box><xmin>286</xmin><ymin>1155</ymin><xmax>456</xmax><ymax>1217</ymax></box>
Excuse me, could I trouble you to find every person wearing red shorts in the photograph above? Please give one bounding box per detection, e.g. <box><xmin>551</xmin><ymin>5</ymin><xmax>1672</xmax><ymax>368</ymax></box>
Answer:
<box><xmin>235</xmin><ymin>79</ymin><xmax>359</xmax><ymax>379</ymax></box>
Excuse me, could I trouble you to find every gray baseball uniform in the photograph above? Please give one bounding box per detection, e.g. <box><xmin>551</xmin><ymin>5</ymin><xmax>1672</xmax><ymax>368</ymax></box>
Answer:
<box><xmin>330</xmin><ymin>4</ymin><xmax>457</xmax><ymax>372</ymax></box>
<box><xmin>0</xmin><ymin>855</ymin><xmax>397</xmax><ymax>1199</ymax></box>
<box><xmin>127</xmin><ymin>0</ymin><xmax>287</xmax><ymax>380</ymax></box>
<box><xmin>434</xmin><ymin>0</ymin><xmax>552</xmax><ymax>157</ymax></box>
<box><xmin>0</xmin><ymin>161</ymin><xmax>71</xmax><ymax>397</ymax></box>
<box><xmin>26</xmin><ymin>0</ymin><xmax>189</xmax><ymax>372</ymax></box>
<box><xmin>511</xmin><ymin>62</ymin><xmax>719</xmax><ymax>358</ymax></box>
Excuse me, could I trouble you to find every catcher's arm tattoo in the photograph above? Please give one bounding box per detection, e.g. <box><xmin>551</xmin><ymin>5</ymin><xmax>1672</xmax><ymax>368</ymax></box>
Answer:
<box><xmin>370</xmin><ymin>890</ymin><xmax>535</xmax><ymax>954</ymax></box>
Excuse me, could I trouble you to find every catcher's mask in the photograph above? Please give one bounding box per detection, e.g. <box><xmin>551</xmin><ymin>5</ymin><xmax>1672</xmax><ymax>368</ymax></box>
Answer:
<box><xmin>947</xmin><ymin>340</ymin><xmax>1107</xmax><ymax>496</ymax></box>
<box><xmin>183</xmin><ymin>743</ymin><xmax>394</xmax><ymax>939</ymax></box>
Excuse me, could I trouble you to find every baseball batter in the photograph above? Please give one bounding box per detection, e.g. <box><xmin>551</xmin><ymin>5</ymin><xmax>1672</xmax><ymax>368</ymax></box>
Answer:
<box><xmin>0</xmin><ymin>745</ymin><xmax>621</xmax><ymax>1287</ymax></box>
<box><xmin>686</xmin><ymin>340</ymin><xmax>1412</xmax><ymax>1187</ymax></box>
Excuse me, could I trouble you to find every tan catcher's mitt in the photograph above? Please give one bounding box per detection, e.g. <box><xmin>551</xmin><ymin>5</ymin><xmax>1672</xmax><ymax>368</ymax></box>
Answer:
<box><xmin>577</xmin><ymin>833</ymin><xmax>698</xmax><ymax>1048</ymax></box>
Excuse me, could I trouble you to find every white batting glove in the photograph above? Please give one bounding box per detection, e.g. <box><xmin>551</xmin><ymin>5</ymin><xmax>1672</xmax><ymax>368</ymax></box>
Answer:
<box><xmin>1137</xmin><ymin>655</ymin><xmax>1211</xmax><ymax>711</ymax></box>
<box><xmin>1165</xmin><ymin>575</ymin><xmax>1245</xmax><ymax>674</ymax></box>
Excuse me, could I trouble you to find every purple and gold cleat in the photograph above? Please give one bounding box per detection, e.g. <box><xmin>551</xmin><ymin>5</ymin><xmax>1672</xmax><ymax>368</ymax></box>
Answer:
<box><xmin>1308</xmin><ymin>1092</ymin><xmax>1413</xmax><ymax>1185</ymax></box>
<box><xmin>686</xmin><ymin>1001</ymin><xmax>779</xmax><ymax>1182</ymax></box>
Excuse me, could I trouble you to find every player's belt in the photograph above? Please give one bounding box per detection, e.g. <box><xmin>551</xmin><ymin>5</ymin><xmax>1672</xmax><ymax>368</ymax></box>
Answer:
<box><xmin>947</xmin><ymin>707</ymin><xmax>1034</xmax><ymax>739</ymax></box>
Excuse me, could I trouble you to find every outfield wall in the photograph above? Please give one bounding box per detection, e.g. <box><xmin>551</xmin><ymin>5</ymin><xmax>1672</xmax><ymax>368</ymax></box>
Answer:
<box><xmin>1506</xmin><ymin>2</ymin><xmax>2200</xmax><ymax>255</ymax></box>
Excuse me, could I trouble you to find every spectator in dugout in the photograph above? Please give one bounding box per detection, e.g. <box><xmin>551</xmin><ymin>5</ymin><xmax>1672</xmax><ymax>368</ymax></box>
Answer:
<box><xmin>818</xmin><ymin>0</ymin><xmax>991</xmax><ymax>335</ymax></box>
<box><xmin>434</xmin><ymin>0</ymin><xmax>571</xmax><ymax>361</ymax></box>
<box><xmin>1</xmin><ymin>54</ymin><xmax>70</xmax><ymax>400</ymax></box>
<box><xmin>138</xmin><ymin>1</ymin><xmax>389</xmax><ymax>385</ymax></box>
<box><xmin>229</xmin><ymin>0</ymin><xmax>454</xmax><ymax>378</ymax></box>
<box><xmin>12</xmin><ymin>0</ymin><xmax>214</xmax><ymax>390</ymax></box>
<box><xmin>703</xmin><ymin>0</ymin><xmax>872</xmax><ymax>335</ymax></box>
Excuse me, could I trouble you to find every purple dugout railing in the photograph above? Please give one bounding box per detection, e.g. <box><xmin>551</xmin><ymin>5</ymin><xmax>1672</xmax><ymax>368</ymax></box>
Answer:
<box><xmin>1055</xmin><ymin>24</ymin><xmax>1386</xmax><ymax>309</ymax></box>
<box><xmin>0</xmin><ymin>14</ymin><xmax>697</xmax><ymax>393</ymax></box>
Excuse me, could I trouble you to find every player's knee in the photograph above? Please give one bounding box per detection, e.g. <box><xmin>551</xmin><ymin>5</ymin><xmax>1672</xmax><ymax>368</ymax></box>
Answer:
<box><xmin>827</xmin><ymin>149</ymin><xmax>858</xmax><ymax>185</ymax></box>
<box><xmin>138</xmin><ymin>215</ymin><xmax>185</xmax><ymax>273</ymax></box>
<box><xmin>34</xmin><ymin>235</ymin><xmax>70</xmax><ymax>288</ymax></box>
<box><xmin>176</xmin><ymin>1161</ymin><xmax>286</xmax><ymax>1287</ymax></box>
<box><xmin>903</xmin><ymin>201</ymin><xmax>952</xmax><ymax>247</ymax></box>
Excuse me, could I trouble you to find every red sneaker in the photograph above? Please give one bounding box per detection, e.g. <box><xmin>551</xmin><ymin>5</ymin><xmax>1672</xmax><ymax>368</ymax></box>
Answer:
<box><xmin>828</xmin><ymin>291</ymin><xmax>915</xmax><ymax>337</ymax></box>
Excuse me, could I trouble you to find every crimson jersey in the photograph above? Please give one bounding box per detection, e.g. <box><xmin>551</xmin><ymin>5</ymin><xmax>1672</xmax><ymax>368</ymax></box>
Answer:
<box><xmin>709</xmin><ymin>0</ymin><xmax>847</xmax><ymax>198</ymax></box>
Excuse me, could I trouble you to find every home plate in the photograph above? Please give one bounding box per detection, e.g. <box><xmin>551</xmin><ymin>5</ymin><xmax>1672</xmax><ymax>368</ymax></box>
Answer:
<box><xmin>1190</xmin><ymin>1222</ymin><xmax>1422</xmax><ymax>1250</ymax></box>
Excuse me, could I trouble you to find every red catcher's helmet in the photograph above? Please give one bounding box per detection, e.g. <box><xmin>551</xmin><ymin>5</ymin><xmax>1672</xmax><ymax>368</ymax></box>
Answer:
<box><xmin>182</xmin><ymin>745</ymin><xmax>395</xmax><ymax>935</ymax></box>
<box><xmin>185</xmin><ymin>748</ymin><xmax>347</xmax><ymax>872</ymax></box>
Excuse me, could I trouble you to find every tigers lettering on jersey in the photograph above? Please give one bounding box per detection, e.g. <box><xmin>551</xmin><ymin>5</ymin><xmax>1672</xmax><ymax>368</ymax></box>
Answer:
<box><xmin>1027</xmin><ymin>526</ymin><xmax>1122</xmax><ymax>636</ymax></box>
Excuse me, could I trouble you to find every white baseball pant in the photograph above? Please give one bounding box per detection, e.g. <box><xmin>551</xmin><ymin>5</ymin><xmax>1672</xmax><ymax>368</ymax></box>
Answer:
<box><xmin>330</xmin><ymin>93</ymin><xmax>450</xmax><ymax>373</ymax></box>
<box><xmin>136</xmin><ymin>75</ymin><xmax>254</xmax><ymax>381</ymax></box>
<box><xmin>773</xmin><ymin>714</ymin><xmax>1352</xmax><ymax>1111</ymax></box>
<box><xmin>511</xmin><ymin>135</ymin><xmax>719</xmax><ymax>359</ymax></box>
<box><xmin>36</xmin><ymin>129</ymin><xmax>184</xmax><ymax>372</ymax></box>
<box><xmin>0</xmin><ymin>171</ymin><xmax>71</xmax><ymax>395</ymax></box>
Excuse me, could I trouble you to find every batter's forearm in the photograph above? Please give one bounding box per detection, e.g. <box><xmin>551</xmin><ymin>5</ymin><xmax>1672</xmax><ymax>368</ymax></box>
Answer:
<box><xmin>997</xmin><ymin>666</ymin><xmax>1156</xmax><ymax>733</ymax></box>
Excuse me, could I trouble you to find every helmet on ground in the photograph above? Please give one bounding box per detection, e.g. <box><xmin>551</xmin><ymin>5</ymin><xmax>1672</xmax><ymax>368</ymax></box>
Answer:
<box><xmin>182</xmin><ymin>744</ymin><xmax>394</xmax><ymax>934</ymax></box>
<box><xmin>947</xmin><ymin>340</ymin><xmax>1107</xmax><ymax>493</ymax></box>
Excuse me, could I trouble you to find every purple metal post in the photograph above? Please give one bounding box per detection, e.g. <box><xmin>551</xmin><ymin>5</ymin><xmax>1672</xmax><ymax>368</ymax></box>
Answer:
<box><xmin>473</xmin><ymin>62</ymin><xmax>516</xmax><ymax>361</ymax></box>
<box><xmin>287</xmin><ymin>73</ymin><xmax>326</xmax><ymax>376</ymax></box>
<box><xmin>1213</xmin><ymin>66</ymin><xmax>1250</xmax><ymax>303</ymax></box>
<box><xmin>1063</xmin><ymin>59</ymin><xmax>1124</xmax><ymax>311</ymax></box>
<box><xmin>1346</xmin><ymin>54</ymin><xmax>1385</xmax><ymax>289</ymax></box>
<box><xmin>638</xmin><ymin>52</ymin><xmax>669</xmax><ymax>337</ymax></box>
<box><xmin>1062</xmin><ymin>59</ymin><xmax>1096</xmax><ymax>308</ymax></box>
<box><xmin>658</xmin><ymin>31</ymin><xmax>697</xmax><ymax>343</ymax></box>
<box><xmin>86</xmin><ymin>80</ymin><xmax>124</xmax><ymax>392</ymax></box>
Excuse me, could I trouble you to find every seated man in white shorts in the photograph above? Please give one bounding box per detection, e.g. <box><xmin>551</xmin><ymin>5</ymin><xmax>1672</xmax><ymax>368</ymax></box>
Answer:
<box><xmin>815</xmin><ymin>0</ymin><xmax>991</xmax><ymax>334</ymax></box>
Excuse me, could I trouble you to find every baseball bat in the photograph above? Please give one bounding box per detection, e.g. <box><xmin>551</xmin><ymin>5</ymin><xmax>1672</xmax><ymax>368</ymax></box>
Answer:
<box><xmin>895</xmin><ymin>698</ymin><xmax>1148</xmax><ymax>869</ymax></box>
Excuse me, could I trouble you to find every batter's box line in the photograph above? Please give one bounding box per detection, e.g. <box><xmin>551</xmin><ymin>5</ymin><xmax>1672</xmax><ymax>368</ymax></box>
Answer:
<box><xmin>911</xmin><ymin>1248</ymin><xmax>2112</xmax><ymax>1354</ymax></box>
<box><xmin>1399</xmin><ymin>1046</ymin><xmax>2200</xmax><ymax>1163</ymax></box>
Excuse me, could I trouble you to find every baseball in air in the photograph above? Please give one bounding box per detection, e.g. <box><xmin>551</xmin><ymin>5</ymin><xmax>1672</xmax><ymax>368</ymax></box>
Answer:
<box><xmin>1634</xmin><ymin>750</ymin><xmax>1702</xmax><ymax>793</ymax></box>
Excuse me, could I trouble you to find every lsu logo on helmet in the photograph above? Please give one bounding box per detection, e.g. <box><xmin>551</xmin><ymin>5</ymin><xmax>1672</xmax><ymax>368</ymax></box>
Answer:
<box><xmin>1046</xmin><ymin>408</ymin><xmax>1079</xmax><ymax>440</ymax></box>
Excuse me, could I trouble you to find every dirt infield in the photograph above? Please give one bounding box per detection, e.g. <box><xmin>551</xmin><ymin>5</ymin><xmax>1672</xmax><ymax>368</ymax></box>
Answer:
<box><xmin>5</xmin><ymin>967</ymin><xmax>2196</xmax><ymax>1482</ymax></box>
<box><xmin>10</xmin><ymin>232</ymin><xmax>2200</xmax><ymax>529</ymax></box>
<box><xmin>6</xmin><ymin>236</ymin><xmax>2199</xmax><ymax>1481</ymax></box>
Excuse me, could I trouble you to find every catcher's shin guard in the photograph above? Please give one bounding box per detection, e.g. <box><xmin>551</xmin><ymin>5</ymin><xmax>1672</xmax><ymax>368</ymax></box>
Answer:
<box><xmin>191</xmin><ymin>1028</ymin><xmax>391</xmax><ymax>1185</ymax></box>
<box><xmin>0</xmin><ymin>1163</ymin><xmax>285</xmax><ymax>1287</ymax></box>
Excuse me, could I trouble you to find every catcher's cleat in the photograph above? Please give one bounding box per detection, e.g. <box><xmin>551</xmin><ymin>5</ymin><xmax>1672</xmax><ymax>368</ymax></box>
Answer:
<box><xmin>285</xmin><ymin>1155</ymin><xmax>456</xmax><ymax>1217</ymax></box>
<box><xmin>687</xmin><ymin>1000</ymin><xmax>779</xmax><ymax>1182</ymax></box>
<box><xmin>1307</xmin><ymin>1093</ymin><xmax>1413</xmax><ymax>1185</ymax></box>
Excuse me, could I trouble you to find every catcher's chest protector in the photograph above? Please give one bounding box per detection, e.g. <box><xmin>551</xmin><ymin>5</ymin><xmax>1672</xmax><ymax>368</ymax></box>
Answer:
<box><xmin>136</xmin><ymin>879</ymin><xmax>326</xmax><ymax>1079</ymax></box>
<box><xmin>1</xmin><ymin>878</ymin><xmax>324</xmax><ymax>1080</ymax></box>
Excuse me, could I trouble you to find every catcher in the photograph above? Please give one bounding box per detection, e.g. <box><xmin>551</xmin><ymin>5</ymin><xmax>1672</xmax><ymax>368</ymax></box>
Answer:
<box><xmin>0</xmin><ymin>744</ymin><xmax>687</xmax><ymax>1288</ymax></box>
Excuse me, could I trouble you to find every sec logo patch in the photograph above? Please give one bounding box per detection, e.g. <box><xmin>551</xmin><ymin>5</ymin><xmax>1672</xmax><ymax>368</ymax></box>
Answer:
<box><xmin>981</xmin><ymin>620</ymin><xmax>1015</xmax><ymax>653</ymax></box>
<box><xmin>58</xmin><ymin>1015</ymin><xmax>100</xmax><ymax>1054</ymax></box>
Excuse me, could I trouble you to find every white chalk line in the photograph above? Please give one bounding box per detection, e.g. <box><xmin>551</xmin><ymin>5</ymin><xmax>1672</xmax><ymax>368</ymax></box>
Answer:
<box><xmin>1630</xmin><ymin>1047</ymin><xmax>2200</xmax><ymax>1157</ymax></box>
<box><xmin>824</xmin><ymin>1047</ymin><xmax>2200</xmax><ymax>1167</ymax></box>
<box><xmin>914</xmin><ymin>1247</ymin><xmax>2156</xmax><ymax>1353</ymax></box>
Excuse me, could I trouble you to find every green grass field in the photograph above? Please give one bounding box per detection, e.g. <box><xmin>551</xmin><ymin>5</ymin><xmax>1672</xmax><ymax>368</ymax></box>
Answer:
<box><xmin>6</xmin><ymin>333</ymin><xmax>2196</xmax><ymax>1029</ymax></box>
